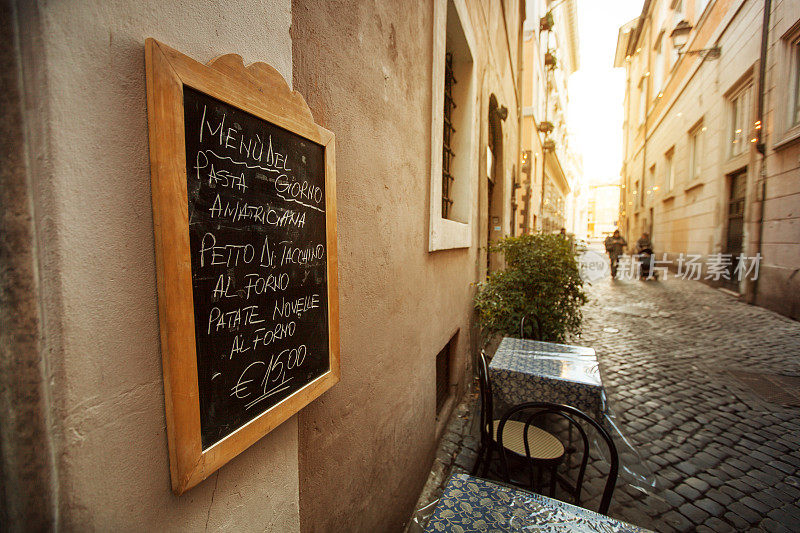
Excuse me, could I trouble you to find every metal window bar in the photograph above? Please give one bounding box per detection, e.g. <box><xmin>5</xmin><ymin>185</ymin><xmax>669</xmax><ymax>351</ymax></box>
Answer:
<box><xmin>442</xmin><ymin>52</ymin><xmax>457</xmax><ymax>219</ymax></box>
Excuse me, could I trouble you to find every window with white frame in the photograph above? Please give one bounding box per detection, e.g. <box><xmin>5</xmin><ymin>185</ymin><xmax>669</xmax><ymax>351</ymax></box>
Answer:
<box><xmin>728</xmin><ymin>81</ymin><xmax>753</xmax><ymax>158</ymax></box>
<box><xmin>776</xmin><ymin>23</ymin><xmax>800</xmax><ymax>145</ymax></box>
<box><xmin>689</xmin><ymin>121</ymin><xmax>704</xmax><ymax>181</ymax></box>
<box><xmin>428</xmin><ymin>0</ymin><xmax>476</xmax><ymax>251</ymax></box>
<box><xmin>665</xmin><ymin>147</ymin><xmax>675</xmax><ymax>193</ymax></box>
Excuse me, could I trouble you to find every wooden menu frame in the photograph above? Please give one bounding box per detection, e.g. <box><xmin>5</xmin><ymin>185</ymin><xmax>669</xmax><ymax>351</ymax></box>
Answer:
<box><xmin>144</xmin><ymin>38</ymin><xmax>340</xmax><ymax>495</ymax></box>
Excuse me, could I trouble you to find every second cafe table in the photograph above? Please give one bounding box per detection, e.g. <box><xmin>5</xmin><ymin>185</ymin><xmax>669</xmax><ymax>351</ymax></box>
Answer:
<box><xmin>488</xmin><ymin>337</ymin><xmax>605</xmax><ymax>420</ymax></box>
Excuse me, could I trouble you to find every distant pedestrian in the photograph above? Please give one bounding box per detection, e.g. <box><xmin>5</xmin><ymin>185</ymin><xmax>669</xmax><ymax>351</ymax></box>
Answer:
<box><xmin>604</xmin><ymin>230</ymin><xmax>627</xmax><ymax>278</ymax></box>
<box><xmin>559</xmin><ymin>227</ymin><xmax>566</xmax><ymax>237</ymax></box>
<box><xmin>636</xmin><ymin>232</ymin><xmax>655</xmax><ymax>280</ymax></box>
<box><xmin>636</xmin><ymin>232</ymin><xmax>653</xmax><ymax>254</ymax></box>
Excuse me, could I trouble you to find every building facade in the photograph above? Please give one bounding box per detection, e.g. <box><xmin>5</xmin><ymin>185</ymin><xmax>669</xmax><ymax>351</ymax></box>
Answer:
<box><xmin>615</xmin><ymin>0</ymin><xmax>800</xmax><ymax>318</ymax></box>
<box><xmin>518</xmin><ymin>0</ymin><xmax>581</xmax><ymax>236</ymax></box>
<box><xmin>0</xmin><ymin>0</ymin><xmax>524</xmax><ymax>530</ymax></box>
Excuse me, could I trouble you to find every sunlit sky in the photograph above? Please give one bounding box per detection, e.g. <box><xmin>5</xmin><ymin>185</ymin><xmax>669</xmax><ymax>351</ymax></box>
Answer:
<box><xmin>569</xmin><ymin>0</ymin><xmax>644</xmax><ymax>187</ymax></box>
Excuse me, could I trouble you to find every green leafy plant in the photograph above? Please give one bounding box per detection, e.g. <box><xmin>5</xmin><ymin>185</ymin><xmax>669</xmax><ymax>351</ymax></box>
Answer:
<box><xmin>474</xmin><ymin>234</ymin><xmax>586</xmax><ymax>343</ymax></box>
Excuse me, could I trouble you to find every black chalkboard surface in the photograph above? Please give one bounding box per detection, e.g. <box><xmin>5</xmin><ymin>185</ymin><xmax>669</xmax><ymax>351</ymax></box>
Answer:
<box><xmin>183</xmin><ymin>87</ymin><xmax>329</xmax><ymax>449</ymax></box>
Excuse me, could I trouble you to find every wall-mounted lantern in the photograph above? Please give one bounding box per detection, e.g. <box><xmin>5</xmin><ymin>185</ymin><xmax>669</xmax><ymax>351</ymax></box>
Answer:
<box><xmin>670</xmin><ymin>20</ymin><xmax>721</xmax><ymax>60</ymax></box>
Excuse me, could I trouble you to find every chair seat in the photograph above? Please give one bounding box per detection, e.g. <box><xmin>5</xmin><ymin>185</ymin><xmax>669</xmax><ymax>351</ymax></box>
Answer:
<box><xmin>493</xmin><ymin>420</ymin><xmax>564</xmax><ymax>460</ymax></box>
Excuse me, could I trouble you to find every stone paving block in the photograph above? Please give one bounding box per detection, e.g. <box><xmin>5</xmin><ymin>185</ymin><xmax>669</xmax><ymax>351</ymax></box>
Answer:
<box><xmin>756</xmin><ymin>517</ymin><xmax>794</xmax><ymax>533</ymax></box>
<box><xmin>661</xmin><ymin>510</ymin><xmax>694</xmax><ymax>533</ymax></box>
<box><xmin>767</xmin><ymin>507</ymin><xmax>800</xmax><ymax>530</ymax></box>
<box><xmin>702</xmin><ymin>516</ymin><xmax>735</xmax><ymax>532</ymax></box>
<box><xmin>765</xmin><ymin>485</ymin><xmax>796</xmax><ymax>504</ymax></box>
<box><xmin>674</xmin><ymin>461</ymin><xmax>699</xmax><ymax>477</ymax></box>
<box><xmin>744</xmin><ymin>471</ymin><xmax>773</xmax><ymax>489</ymax></box>
<box><xmin>694</xmin><ymin>497</ymin><xmax>725</xmax><ymax>517</ymax></box>
<box><xmin>673</xmin><ymin>483</ymin><xmax>701</xmax><ymax>501</ymax></box>
<box><xmin>660</xmin><ymin>489</ymin><xmax>684</xmax><ymax>508</ymax></box>
<box><xmin>683</xmin><ymin>476</ymin><xmax>710</xmax><ymax>493</ymax></box>
<box><xmin>723</xmin><ymin>511</ymin><xmax>749</xmax><ymax>530</ymax></box>
<box><xmin>678</xmin><ymin>502</ymin><xmax>709</xmax><ymax>524</ymax></box>
<box><xmin>769</xmin><ymin>459</ymin><xmax>797</xmax><ymax>475</ymax></box>
<box><xmin>728</xmin><ymin>501</ymin><xmax>762</xmax><ymax>525</ymax></box>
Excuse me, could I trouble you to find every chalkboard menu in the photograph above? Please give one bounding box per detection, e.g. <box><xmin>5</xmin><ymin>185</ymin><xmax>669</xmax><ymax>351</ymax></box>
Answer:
<box><xmin>145</xmin><ymin>39</ymin><xmax>339</xmax><ymax>494</ymax></box>
<box><xmin>183</xmin><ymin>87</ymin><xmax>330</xmax><ymax>449</ymax></box>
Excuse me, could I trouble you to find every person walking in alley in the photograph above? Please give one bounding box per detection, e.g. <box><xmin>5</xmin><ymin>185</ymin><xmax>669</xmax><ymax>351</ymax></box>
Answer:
<box><xmin>636</xmin><ymin>232</ymin><xmax>655</xmax><ymax>279</ymax></box>
<box><xmin>604</xmin><ymin>230</ymin><xmax>627</xmax><ymax>278</ymax></box>
<box><xmin>636</xmin><ymin>232</ymin><xmax>653</xmax><ymax>255</ymax></box>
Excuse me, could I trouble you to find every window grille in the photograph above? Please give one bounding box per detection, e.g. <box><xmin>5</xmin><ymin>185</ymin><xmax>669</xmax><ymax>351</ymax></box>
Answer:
<box><xmin>435</xmin><ymin>341</ymin><xmax>451</xmax><ymax>413</ymax></box>
<box><xmin>442</xmin><ymin>52</ymin><xmax>457</xmax><ymax>219</ymax></box>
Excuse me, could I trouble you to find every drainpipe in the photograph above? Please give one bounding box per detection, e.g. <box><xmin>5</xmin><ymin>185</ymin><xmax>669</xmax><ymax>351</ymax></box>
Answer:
<box><xmin>749</xmin><ymin>0</ymin><xmax>771</xmax><ymax>304</ymax></box>
<box><xmin>639</xmin><ymin>19</ymin><xmax>652</xmax><ymax>245</ymax></box>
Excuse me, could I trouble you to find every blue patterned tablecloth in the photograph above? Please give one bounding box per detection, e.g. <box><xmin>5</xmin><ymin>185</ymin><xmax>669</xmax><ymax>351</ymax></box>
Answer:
<box><xmin>489</xmin><ymin>337</ymin><xmax>604</xmax><ymax>419</ymax></box>
<box><xmin>425</xmin><ymin>474</ymin><xmax>650</xmax><ymax>532</ymax></box>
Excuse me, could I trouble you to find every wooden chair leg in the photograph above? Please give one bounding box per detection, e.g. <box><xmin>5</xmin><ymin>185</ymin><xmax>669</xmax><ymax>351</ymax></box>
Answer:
<box><xmin>549</xmin><ymin>464</ymin><xmax>558</xmax><ymax>497</ymax></box>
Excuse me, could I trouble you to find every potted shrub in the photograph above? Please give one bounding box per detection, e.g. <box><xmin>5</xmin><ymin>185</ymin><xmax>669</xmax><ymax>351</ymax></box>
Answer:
<box><xmin>474</xmin><ymin>233</ymin><xmax>586</xmax><ymax>343</ymax></box>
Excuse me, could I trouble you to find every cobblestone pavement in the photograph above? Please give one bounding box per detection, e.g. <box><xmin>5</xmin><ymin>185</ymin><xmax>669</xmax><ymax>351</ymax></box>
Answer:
<box><xmin>408</xmin><ymin>276</ymin><xmax>800</xmax><ymax>532</ymax></box>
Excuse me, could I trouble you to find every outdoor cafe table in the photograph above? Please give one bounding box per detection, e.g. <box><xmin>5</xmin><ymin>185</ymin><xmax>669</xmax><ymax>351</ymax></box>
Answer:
<box><xmin>425</xmin><ymin>473</ymin><xmax>649</xmax><ymax>532</ymax></box>
<box><xmin>488</xmin><ymin>337</ymin><xmax>604</xmax><ymax>420</ymax></box>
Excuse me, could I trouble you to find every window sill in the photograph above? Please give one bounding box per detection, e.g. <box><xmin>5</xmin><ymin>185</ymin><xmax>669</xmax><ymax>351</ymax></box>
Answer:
<box><xmin>429</xmin><ymin>217</ymin><xmax>471</xmax><ymax>252</ymax></box>
<box><xmin>773</xmin><ymin>127</ymin><xmax>800</xmax><ymax>152</ymax></box>
<box><xmin>661</xmin><ymin>193</ymin><xmax>676</xmax><ymax>202</ymax></box>
<box><xmin>684</xmin><ymin>181</ymin><xmax>704</xmax><ymax>193</ymax></box>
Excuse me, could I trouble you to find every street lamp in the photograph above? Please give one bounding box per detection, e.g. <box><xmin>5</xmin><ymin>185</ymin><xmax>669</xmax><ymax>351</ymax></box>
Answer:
<box><xmin>670</xmin><ymin>20</ymin><xmax>721</xmax><ymax>60</ymax></box>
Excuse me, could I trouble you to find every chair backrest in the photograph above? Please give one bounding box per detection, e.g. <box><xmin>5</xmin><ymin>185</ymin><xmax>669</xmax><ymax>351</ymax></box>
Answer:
<box><xmin>519</xmin><ymin>313</ymin><xmax>541</xmax><ymax>340</ymax></box>
<box><xmin>476</xmin><ymin>351</ymin><xmax>493</xmax><ymax>443</ymax></box>
<box><xmin>496</xmin><ymin>401</ymin><xmax>619</xmax><ymax>515</ymax></box>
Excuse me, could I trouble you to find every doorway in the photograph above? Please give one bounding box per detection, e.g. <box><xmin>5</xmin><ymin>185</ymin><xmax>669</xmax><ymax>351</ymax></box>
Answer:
<box><xmin>725</xmin><ymin>169</ymin><xmax>747</xmax><ymax>289</ymax></box>
<box><xmin>487</xmin><ymin>95</ymin><xmax>504</xmax><ymax>274</ymax></box>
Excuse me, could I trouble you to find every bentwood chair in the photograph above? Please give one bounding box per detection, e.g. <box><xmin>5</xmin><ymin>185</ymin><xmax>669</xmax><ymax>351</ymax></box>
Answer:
<box><xmin>496</xmin><ymin>401</ymin><xmax>620</xmax><ymax>515</ymax></box>
<box><xmin>519</xmin><ymin>313</ymin><xmax>542</xmax><ymax>340</ymax></box>
<box><xmin>471</xmin><ymin>352</ymin><xmax>565</xmax><ymax>482</ymax></box>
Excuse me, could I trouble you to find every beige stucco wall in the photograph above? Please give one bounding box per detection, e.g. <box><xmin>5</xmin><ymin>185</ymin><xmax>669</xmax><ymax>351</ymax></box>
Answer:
<box><xmin>290</xmin><ymin>1</ymin><xmax>521</xmax><ymax>530</ymax></box>
<box><xmin>10</xmin><ymin>0</ymin><xmax>300</xmax><ymax>530</ymax></box>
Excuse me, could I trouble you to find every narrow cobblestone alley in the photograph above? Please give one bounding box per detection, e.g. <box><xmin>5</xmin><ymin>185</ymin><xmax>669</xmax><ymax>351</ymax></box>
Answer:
<box><xmin>411</xmin><ymin>276</ymin><xmax>800</xmax><ymax>532</ymax></box>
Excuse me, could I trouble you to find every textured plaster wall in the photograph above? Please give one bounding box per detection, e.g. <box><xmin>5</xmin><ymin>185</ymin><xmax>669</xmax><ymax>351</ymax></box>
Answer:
<box><xmin>291</xmin><ymin>1</ymin><xmax>521</xmax><ymax>531</ymax></box>
<box><xmin>13</xmin><ymin>0</ymin><xmax>300</xmax><ymax>530</ymax></box>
